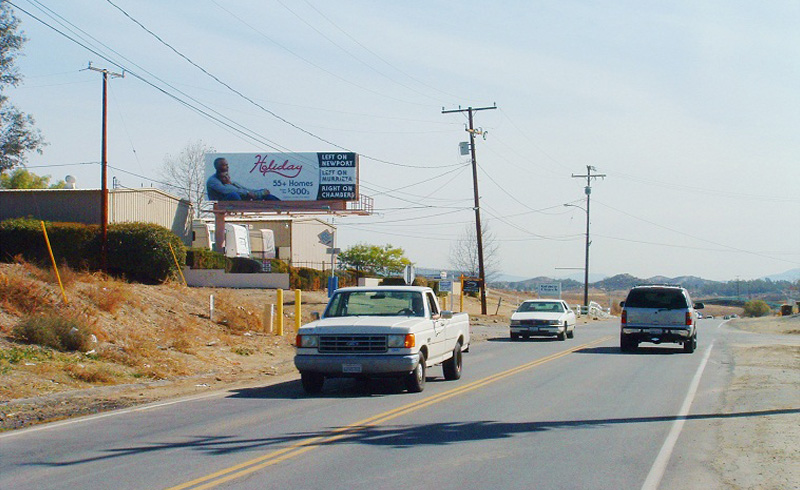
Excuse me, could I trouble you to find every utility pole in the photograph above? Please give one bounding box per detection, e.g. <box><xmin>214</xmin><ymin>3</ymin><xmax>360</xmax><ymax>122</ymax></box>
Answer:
<box><xmin>571</xmin><ymin>165</ymin><xmax>605</xmax><ymax>309</ymax></box>
<box><xmin>442</xmin><ymin>104</ymin><xmax>496</xmax><ymax>314</ymax></box>
<box><xmin>88</xmin><ymin>63</ymin><xmax>124</xmax><ymax>271</ymax></box>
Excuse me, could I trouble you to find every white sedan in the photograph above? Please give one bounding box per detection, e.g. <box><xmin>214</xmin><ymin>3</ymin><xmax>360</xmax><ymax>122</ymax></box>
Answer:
<box><xmin>510</xmin><ymin>299</ymin><xmax>577</xmax><ymax>341</ymax></box>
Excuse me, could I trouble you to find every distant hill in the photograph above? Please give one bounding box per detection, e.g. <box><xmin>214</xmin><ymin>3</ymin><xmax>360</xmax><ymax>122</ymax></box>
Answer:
<box><xmin>763</xmin><ymin>268</ymin><xmax>800</xmax><ymax>282</ymax></box>
<box><xmin>490</xmin><ymin>272</ymin><xmax>796</xmax><ymax>301</ymax></box>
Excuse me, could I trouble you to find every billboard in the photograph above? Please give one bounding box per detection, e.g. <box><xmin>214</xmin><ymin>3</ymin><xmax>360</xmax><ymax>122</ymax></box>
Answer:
<box><xmin>205</xmin><ymin>152</ymin><xmax>358</xmax><ymax>202</ymax></box>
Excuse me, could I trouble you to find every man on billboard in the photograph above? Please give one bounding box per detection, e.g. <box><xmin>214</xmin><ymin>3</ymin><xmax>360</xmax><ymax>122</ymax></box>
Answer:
<box><xmin>206</xmin><ymin>157</ymin><xmax>280</xmax><ymax>201</ymax></box>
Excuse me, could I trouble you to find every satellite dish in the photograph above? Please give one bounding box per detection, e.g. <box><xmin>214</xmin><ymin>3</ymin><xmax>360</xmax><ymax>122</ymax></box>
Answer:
<box><xmin>65</xmin><ymin>175</ymin><xmax>77</xmax><ymax>189</ymax></box>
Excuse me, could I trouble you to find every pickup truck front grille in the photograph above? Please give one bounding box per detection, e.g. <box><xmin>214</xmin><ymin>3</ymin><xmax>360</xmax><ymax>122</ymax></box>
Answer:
<box><xmin>318</xmin><ymin>335</ymin><xmax>387</xmax><ymax>353</ymax></box>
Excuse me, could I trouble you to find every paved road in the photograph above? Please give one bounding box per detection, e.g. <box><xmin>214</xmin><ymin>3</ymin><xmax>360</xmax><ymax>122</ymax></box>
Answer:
<box><xmin>1</xmin><ymin>319</ymin><xmax>742</xmax><ymax>490</ymax></box>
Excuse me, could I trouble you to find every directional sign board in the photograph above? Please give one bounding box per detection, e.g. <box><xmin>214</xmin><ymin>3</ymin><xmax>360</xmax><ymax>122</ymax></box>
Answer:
<box><xmin>463</xmin><ymin>279</ymin><xmax>482</xmax><ymax>293</ymax></box>
<box><xmin>538</xmin><ymin>283</ymin><xmax>561</xmax><ymax>298</ymax></box>
<box><xmin>439</xmin><ymin>280</ymin><xmax>453</xmax><ymax>293</ymax></box>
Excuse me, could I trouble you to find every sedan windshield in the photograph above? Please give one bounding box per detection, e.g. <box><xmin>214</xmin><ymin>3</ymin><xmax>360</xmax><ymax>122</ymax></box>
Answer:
<box><xmin>517</xmin><ymin>301</ymin><xmax>564</xmax><ymax>313</ymax></box>
<box><xmin>325</xmin><ymin>290</ymin><xmax>425</xmax><ymax>317</ymax></box>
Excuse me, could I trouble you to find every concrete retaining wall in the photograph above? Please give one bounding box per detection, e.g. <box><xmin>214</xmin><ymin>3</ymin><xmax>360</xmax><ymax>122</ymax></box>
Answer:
<box><xmin>182</xmin><ymin>268</ymin><xmax>290</xmax><ymax>289</ymax></box>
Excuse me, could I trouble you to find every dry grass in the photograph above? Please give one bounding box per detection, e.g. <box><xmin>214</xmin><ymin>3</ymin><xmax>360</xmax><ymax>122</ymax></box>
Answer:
<box><xmin>0</xmin><ymin>267</ymin><xmax>60</xmax><ymax>317</ymax></box>
<box><xmin>214</xmin><ymin>291</ymin><xmax>264</xmax><ymax>334</ymax></box>
<box><xmin>64</xmin><ymin>363</ymin><xmax>116</xmax><ymax>384</ymax></box>
<box><xmin>84</xmin><ymin>278</ymin><xmax>131</xmax><ymax>313</ymax></box>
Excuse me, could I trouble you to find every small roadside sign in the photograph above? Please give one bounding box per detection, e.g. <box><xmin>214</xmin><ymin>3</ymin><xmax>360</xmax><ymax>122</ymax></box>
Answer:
<box><xmin>326</xmin><ymin>247</ymin><xmax>341</xmax><ymax>254</ymax></box>
<box><xmin>463</xmin><ymin>279</ymin><xmax>482</xmax><ymax>293</ymax></box>
<box><xmin>538</xmin><ymin>283</ymin><xmax>561</xmax><ymax>298</ymax></box>
<box><xmin>439</xmin><ymin>280</ymin><xmax>453</xmax><ymax>293</ymax></box>
<box><xmin>318</xmin><ymin>230</ymin><xmax>333</xmax><ymax>246</ymax></box>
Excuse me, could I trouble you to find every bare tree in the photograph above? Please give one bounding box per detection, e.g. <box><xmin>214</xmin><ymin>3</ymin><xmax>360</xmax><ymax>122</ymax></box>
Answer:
<box><xmin>449</xmin><ymin>221</ymin><xmax>500</xmax><ymax>281</ymax></box>
<box><xmin>160</xmin><ymin>140</ymin><xmax>214</xmax><ymax>218</ymax></box>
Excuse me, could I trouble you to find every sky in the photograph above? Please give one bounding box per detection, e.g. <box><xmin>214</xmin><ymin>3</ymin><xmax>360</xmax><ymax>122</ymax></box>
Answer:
<box><xmin>5</xmin><ymin>0</ymin><xmax>799</xmax><ymax>282</ymax></box>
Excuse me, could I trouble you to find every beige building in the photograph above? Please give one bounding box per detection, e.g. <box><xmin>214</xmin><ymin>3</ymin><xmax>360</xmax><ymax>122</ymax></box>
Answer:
<box><xmin>0</xmin><ymin>188</ymin><xmax>192</xmax><ymax>244</ymax></box>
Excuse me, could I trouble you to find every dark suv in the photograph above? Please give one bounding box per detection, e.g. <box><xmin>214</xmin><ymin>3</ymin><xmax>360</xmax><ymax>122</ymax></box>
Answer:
<box><xmin>619</xmin><ymin>285</ymin><xmax>703</xmax><ymax>353</ymax></box>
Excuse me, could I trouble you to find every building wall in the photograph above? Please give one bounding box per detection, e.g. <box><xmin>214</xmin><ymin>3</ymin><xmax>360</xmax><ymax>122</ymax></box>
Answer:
<box><xmin>291</xmin><ymin>218</ymin><xmax>334</xmax><ymax>270</ymax></box>
<box><xmin>0</xmin><ymin>188</ymin><xmax>192</xmax><ymax>244</ymax></box>
<box><xmin>0</xmin><ymin>189</ymin><xmax>101</xmax><ymax>223</ymax></box>
<box><xmin>109</xmin><ymin>189</ymin><xmax>192</xmax><ymax>244</ymax></box>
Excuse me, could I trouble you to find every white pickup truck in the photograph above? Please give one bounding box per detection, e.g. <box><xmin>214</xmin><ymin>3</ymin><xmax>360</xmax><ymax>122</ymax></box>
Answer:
<box><xmin>294</xmin><ymin>286</ymin><xmax>470</xmax><ymax>394</ymax></box>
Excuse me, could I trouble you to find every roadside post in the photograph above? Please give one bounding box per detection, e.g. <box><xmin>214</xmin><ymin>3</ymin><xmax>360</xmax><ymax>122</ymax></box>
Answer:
<box><xmin>277</xmin><ymin>289</ymin><xmax>284</xmax><ymax>336</ymax></box>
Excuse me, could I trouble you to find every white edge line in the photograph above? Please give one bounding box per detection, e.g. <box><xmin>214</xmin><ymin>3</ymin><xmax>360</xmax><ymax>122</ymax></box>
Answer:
<box><xmin>641</xmin><ymin>340</ymin><xmax>715</xmax><ymax>490</ymax></box>
<box><xmin>0</xmin><ymin>388</ymin><xmax>233</xmax><ymax>440</ymax></box>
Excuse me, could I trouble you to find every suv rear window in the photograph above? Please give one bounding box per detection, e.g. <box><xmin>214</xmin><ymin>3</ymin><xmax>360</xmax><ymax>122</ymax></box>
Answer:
<box><xmin>625</xmin><ymin>288</ymin><xmax>688</xmax><ymax>309</ymax></box>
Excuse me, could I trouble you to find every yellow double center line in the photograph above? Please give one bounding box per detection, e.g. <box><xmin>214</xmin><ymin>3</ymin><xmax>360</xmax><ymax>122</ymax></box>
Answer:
<box><xmin>165</xmin><ymin>336</ymin><xmax>612</xmax><ymax>490</ymax></box>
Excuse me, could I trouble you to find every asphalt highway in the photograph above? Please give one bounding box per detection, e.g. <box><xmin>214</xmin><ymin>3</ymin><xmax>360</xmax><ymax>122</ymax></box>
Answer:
<box><xmin>1</xmin><ymin>319</ymin><xmax>738</xmax><ymax>490</ymax></box>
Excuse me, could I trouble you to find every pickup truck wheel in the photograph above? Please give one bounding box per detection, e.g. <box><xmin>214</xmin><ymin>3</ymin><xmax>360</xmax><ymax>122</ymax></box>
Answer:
<box><xmin>620</xmin><ymin>334</ymin><xmax>637</xmax><ymax>352</ymax></box>
<box><xmin>405</xmin><ymin>354</ymin><xmax>426</xmax><ymax>393</ymax></box>
<box><xmin>510</xmin><ymin>333</ymin><xmax>520</xmax><ymax>341</ymax></box>
<box><xmin>567</xmin><ymin>324</ymin><xmax>574</xmax><ymax>339</ymax></box>
<box><xmin>443</xmin><ymin>342</ymin><xmax>462</xmax><ymax>380</ymax></box>
<box><xmin>683</xmin><ymin>334</ymin><xmax>696</xmax><ymax>353</ymax></box>
<box><xmin>301</xmin><ymin>372</ymin><xmax>324</xmax><ymax>394</ymax></box>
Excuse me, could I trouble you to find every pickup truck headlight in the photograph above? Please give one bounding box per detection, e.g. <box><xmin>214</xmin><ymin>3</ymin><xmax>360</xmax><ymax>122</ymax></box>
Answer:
<box><xmin>387</xmin><ymin>334</ymin><xmax>415</xmax><ymax>348</ymax></box>
<box><xmin>546</xmin><ymin>320</ymin><xmax>560</xmax><ymax>326</ymax></box>
<box><xmin>510</xmin><ymin>319</ymin><xmax>521</xmax><ymax>326</ymax></box>
<box><xmin>296</xmin><ymin>334</ymin><xmax>318</xmax><ymax>348</ymax></box>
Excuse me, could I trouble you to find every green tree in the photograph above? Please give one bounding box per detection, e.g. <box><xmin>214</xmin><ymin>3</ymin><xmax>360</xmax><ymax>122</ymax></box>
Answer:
<box><xmin>0</xmin><ymin>5</ymin><xmax>45</xmax><ymax>171</ymax></box>
<box><xmin>743</xmin><ymin>300</ymin><xmax>771</xmax><ymax>318</ymax></box>
<box><xmin>0</xmin><ymin>168</ymin><xmax>64</xmax><ymax>188</ymax></box>
<box><xmin>338</xmin><ymin>243</ymin><xmax>412</xmax><ymax>277</ymax></box>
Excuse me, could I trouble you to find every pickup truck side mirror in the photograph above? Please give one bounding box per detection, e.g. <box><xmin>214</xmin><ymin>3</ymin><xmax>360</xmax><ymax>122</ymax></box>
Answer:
<box><xmin>311</xmin><ymin>311</ymin><xmax>321</xmax><ymax>320</ymax></box>
<box><xmin>440</xmin><ymin>310</ymin><xmax>454</xmax><ymax>319</ymax></box>
<box><xmin>619</xmin><ymin>301</ymin><xmax>625</xmax><ymax>308</ymax></box>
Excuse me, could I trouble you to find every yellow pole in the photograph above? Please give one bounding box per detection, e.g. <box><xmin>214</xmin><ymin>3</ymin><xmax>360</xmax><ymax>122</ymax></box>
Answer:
<box><xmin>168</xmin><ymin>242</ymin><xmax>187</xmax><ymax>285</ymax></box>
<box><xmin>295</xmin><ymin>289</ymin><xmax>302</xmax><ymax>332</ymax></box>
<box><xmin>41</xmin><ymin>221</ymin><xmax>68</xmax><ymax>303</ymax></box>
<box><xmin>276</xmin><ymin>289</ymin><xmax>284</xmax><ymax>336</ymax></box>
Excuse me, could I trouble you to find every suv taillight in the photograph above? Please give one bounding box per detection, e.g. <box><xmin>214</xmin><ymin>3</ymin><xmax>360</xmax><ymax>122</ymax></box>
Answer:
<box><xmin>686</xmin><ymin>312</ymin><xmax>692</xmax><ymax>325</ymax></box>
<box><xmin>621</xmin><ymin>310</ymin><xmax>627</xmax><ymax>325</ymax></box>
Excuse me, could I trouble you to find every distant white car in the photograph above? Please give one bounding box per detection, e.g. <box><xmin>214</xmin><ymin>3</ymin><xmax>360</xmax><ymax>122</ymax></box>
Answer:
<box><xmin>510</xmin><ymin>299</ymin><xmax>576</xmax><ymax>341</ymax></box>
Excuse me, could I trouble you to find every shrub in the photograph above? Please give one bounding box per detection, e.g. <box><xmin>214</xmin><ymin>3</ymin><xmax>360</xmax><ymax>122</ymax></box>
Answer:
<box><xmin>743</xmin><ymin>300</ymin><xmax>771</xmax><ymax>317</ymax></box>
<box><xmin>0</xmin><ymin>219</ymin><xmax>185</xmax><ymax>284</ymax></box>
<box><xmin>106</xmin><ymin>222</ymin><xmax>185</xmax><ymax>284</ymax></box>
<box><xmin>0</xmin><ymin>218</ymin><xmax>99</xmax><ymax>268</ymax></box>
<box><xmin>228</xmin><ymin>256</ymin><xmax>262</xmax><ymax>273</ymax></box>
<box><xmin>185</xmin><ymin>248</ymin><xmax>228</xmax><ymax>269</ymax></box>
<box><xmin>12</xmin><ymin>315</ymin><xmax>94</xmax><ymax>352</ymax></box>
<box><xmin>291</xmin><ymin>267</ymin><xmax>328</xmax><ymax>290</ymax></box>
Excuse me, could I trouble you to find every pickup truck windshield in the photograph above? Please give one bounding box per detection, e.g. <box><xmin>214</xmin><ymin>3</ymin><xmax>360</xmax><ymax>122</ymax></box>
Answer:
<box><xmin>325</xmin><ymin>290</ymin><xmax>426</xmax><ymax>317</ymax></box>
<box><xmin>517</xmin><ymin>301</ymin><xmax>564</xmax><ymax>313</ymax></box>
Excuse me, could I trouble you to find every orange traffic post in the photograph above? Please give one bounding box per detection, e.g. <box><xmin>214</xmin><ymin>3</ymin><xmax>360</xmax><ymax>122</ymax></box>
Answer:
<box><xmin>40</xmin><ymin>221</ymin><xmax>68</xmax><ymax>303</ymax></box>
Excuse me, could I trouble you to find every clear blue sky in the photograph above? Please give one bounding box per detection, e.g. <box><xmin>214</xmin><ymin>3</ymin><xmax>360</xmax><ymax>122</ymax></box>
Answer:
<box><xmin>7</xmin><ymin>0</ymin><xmax>800</xmax><ymax>281</ymax></box>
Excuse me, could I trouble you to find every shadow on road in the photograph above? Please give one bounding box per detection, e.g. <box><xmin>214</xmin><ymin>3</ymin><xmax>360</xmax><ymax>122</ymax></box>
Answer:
<box><xmin>228</xmin><ymin>375</ymin><xmax>451</xmax><ymax>400</ymax></box>
<box><xmin>576</xmin><ymin>346</ymin><xmax>690</xmax><ymax>355</ymax></box>
<box><xmin>30</xmin><ymin>407</ymin><xmax>800</xmax><ymax>467</ymax></box>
